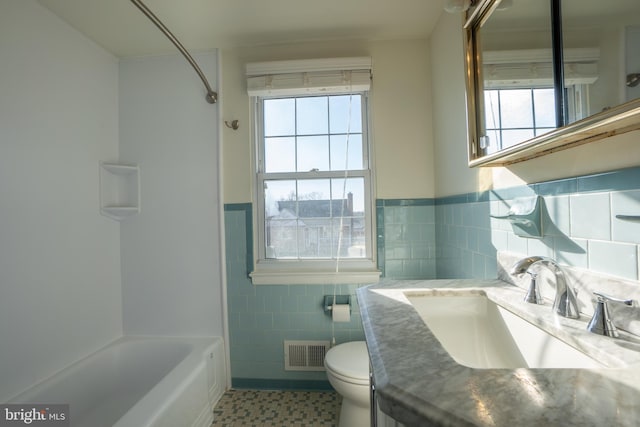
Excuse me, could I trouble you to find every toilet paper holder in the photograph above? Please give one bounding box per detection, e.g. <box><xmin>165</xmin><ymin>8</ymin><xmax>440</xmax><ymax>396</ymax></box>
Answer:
<box><xmin>323</xmin><ymin>295</ymin><xmax>351</xmax><ymax>316</ymax></box>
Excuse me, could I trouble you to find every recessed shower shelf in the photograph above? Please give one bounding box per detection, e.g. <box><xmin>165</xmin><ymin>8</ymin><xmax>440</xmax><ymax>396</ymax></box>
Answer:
<box><xmin>99</xmin><ymin>162</ymin><xmax>140</xmax><ymax>221</ymax></box>
<box><xmin>102</xmin><ymin>206</ymin><xmax>139</xmax><ymax>218</ymax></box>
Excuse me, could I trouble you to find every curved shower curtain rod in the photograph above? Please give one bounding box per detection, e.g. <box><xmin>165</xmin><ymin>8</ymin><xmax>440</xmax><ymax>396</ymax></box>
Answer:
<box><xmin>130</xmin><ymin>0</ymin><xmax>218</xmax><ymax>104</ymax></box>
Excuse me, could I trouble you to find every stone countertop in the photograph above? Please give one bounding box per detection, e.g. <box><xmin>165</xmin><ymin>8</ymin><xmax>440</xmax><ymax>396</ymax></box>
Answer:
<box><xmin>357</xmin><ymin>279</ymin><xmax>640</xmax><ymax>427</ymax></box>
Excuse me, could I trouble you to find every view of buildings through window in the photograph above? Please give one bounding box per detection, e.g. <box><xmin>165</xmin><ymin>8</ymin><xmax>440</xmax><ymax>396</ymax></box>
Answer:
<box><xmin>260</xmin><ymin>94</ymin><xmax>369</xmax><ymax>260</ymax></box>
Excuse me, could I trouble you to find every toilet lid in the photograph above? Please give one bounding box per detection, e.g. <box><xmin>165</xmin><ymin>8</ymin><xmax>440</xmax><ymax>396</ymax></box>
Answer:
<box><xmin>324</xmin><ymin>341</ymin><xmax>369</xmax><ymax>380</ymax></box>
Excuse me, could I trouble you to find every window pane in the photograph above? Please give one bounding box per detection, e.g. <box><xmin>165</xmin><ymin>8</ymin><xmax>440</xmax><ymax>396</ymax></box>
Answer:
<box><xmin>484</xmin><ymin>90</ymin><xmax>501</xmax><ymax>130</ymax></box>
<box><xmin>266</xmin><ymin>219</ymin><xmax>298</xmax><ymax>258</ymax></box>
<box><xmin>332</xmin><ymin>219</ymin><xmax>366</xmax><ymax>258</ymax></box>
<box><xmin>330</xmin><ymin>134</ymin><xmax>363</xmax><ymax>170</ymax></box>
<box><xmin>501</xmin><ymin>129</ymin><xmax>534</xmax><ymax>148</ymax></box>
<box><xmin>500</xmin><ymin>89</ymin><xmax>534</xmax><ymax>128</ymax></box>
<box><xmin>297</xmin><ymin>179</ymin><xmax>331</xmax><ymax>217</ymax></box>
<box><xmin>535</xmin><ymin>127</ymin><xmax>555</xmax><ymax>136</ymax></box>
<box><xmin>533</xmin><ymin>88</ymin><xmax>556</xmax><ymax>128</ymax></box>
<box><xmin>265</xmin><ymin>137</ymin><xmax>295</xmax><ymax>172</ymax></box>
<box><xmin>483</xmin><ymin>130</ymin><xmax>502</xmax><ymax>153</ymax></box>
<box><xmin>331</xmin><ymin>178</ymin><xmax>366</xmax><ymax>258</ymax></box>
<box><xmin>264</xmin><ymin>180</ymin><xmax>296</xmax><ymax>218</ymax></box>
<box><xmin>297</xmin><ymin>96</ymin><xmax>328</xmax><ymax>135</ymax></box>
<box><xmin>299</xmin><ymin>219</ymin><xmax>332</xmax><ymax>258</ymax></box>
<box><xmin>330</xmin><ymin>95</ymin><xmax>362</xmax><ymax>134</ymax></box>
<box><xmin>331</xmin><ymin>178</ymin><xmax>365</xmax><ymax>215</ymax></box>
<box><xmin>264</xmin><ymin>98</ymin><xmax>295</xmax><ymax>136</ymax></box>
<box><xmin>264</xmin><ymin>180</ymin><xmax>298</xmax><ymax>259</ymax></box>
<box><xmin>297</xmin><ymin>136</ymin><xmax>329</xmax><ymax>171</ymax></box>
<box><xmin>264</xmin><ymin>178</ymin><xmax>366</xmax><ymax>260</ymax></box>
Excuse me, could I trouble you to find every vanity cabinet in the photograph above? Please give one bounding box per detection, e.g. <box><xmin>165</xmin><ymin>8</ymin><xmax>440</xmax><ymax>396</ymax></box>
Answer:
<box><xmin>375</xmin><ymin>405</ymin><xmax>405</xmax><ymax>427</ymax></box>
<box><xmin>370</xmin><ymin>371</ymin><xmax>406</xmax><ymax>427</ymax></box>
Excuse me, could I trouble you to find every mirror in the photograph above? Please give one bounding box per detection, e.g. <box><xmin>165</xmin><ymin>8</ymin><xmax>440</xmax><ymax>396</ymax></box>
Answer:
<box><xmin>464</xmin><ymin>0</ymin><xmax>640</xmax><ymax>166</ymax></box>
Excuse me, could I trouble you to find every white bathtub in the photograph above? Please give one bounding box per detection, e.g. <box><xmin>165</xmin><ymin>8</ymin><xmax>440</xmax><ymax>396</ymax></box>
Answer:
<box><xmin>9</xmin><ymin>336</ymin><xmax>226</xmax><ymax>427</ymax></box>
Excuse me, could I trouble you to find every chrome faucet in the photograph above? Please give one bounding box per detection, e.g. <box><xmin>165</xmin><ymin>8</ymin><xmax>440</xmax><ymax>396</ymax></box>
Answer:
<box><xmin>511</xmin><ymin>256</ymin><xmax>580</xmax><ymax>319</ymax></box>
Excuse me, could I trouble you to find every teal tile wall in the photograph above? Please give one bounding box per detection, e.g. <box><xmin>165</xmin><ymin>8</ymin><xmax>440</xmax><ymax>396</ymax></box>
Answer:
<box><xmin>224</xmin><ymin>167</ymin><xmax>640</xmax><ymax>389</ymax></box>
<box><xmin>224</xmin><ymin>205</ymin><xmax>365</xmax><ymax>389</ymax></box>
<box><xmin>435</xmin><ymin>200</ymin><xmax>498</xmax><ymax>279</ymax></box>
<box><xmin>435</xmin><ymin>166</ymin><xmax>640</xmax><ymax>282</ymax></box>
<box><xmin>224</xmin><ymin>199</ymin><xmax>436</xmax><ymax>389</ymax></box>
<box><xmin>377</xmin><ymin>199</ymin><xmax>437</xmax><ymax>279</ymax></box>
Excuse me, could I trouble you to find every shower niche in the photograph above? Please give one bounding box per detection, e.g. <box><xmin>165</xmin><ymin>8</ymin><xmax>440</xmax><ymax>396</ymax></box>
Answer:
<box><xmin>99</xmin><ymin>162</ymin><xmax>140</xmax><ymax>221</ymax></box>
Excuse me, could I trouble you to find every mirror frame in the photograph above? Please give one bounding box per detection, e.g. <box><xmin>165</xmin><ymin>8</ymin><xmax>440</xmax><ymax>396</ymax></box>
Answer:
<box><xmin>464</xmin><ymin>0</ymin><xmax>640</xmax><ymax>167</ymax></box>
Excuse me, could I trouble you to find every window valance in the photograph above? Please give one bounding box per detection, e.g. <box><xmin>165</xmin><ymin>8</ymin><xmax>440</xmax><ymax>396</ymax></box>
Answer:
<box><xmin>246</xmin><ymin>57</ymin><xmax>372</xmax><ymax>96</ymax></box>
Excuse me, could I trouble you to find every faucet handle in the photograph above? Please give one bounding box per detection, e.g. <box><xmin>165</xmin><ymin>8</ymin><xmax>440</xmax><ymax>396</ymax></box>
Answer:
<box><xmin>587</xmin><ymin>292</ymin><xmax>635</xmax><ymax>338</ymax></box>
<box><xmin>593</xmin><ymin>291</ymin><xmax>634</xmax><ymax>307</ymax></box>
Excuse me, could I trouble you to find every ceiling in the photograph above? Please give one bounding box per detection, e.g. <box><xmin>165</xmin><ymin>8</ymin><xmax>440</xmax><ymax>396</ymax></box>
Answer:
<box><xmin>37</xmin><ymin>0</ymin><xmax>446</xmax><ymax>58</ymax></box>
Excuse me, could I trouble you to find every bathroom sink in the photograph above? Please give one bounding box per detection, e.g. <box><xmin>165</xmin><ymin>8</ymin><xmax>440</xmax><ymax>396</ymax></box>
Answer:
<box><xmin>406</xmin><ymin>292</ymin><xmax>604</xmax><ymax>369</ymax></box>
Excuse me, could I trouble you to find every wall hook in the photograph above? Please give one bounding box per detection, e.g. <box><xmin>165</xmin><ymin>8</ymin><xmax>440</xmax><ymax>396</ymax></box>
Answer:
<box><xmin>224</xmin><ymin>120</ymin><xmax>239</xmax><ymax>130</ymax></box>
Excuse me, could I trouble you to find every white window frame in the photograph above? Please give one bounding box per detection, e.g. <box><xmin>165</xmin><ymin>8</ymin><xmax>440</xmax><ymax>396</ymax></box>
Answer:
<box><xmin>248</xmin><ymin>70</ymin><xmax>379</xmax><ymax>285</ymax></box>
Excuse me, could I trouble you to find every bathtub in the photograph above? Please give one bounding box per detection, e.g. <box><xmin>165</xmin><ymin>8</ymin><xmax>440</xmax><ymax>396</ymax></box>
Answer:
<box><xmin>9</xmin><ymin>336</ymin><xmax>226</xmax><ymax>427</ymax></box>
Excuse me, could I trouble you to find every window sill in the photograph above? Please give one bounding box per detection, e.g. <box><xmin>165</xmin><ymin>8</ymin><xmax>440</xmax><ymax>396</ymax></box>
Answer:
<box><xmin>249</xmin><ymin>260</ymin><xmax>381</xmax><ymax>285</ymax></box>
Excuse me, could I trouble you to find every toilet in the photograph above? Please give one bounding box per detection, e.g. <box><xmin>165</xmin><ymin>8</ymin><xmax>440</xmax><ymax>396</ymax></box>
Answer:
<box><xmin>324</xmin><ymin>341</ymin><xmax>371</xmax><ymax>427</ymax></box>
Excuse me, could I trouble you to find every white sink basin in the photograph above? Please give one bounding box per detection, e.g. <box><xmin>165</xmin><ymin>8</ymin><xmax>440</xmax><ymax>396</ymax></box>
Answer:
<box><xmin>406</xmin><ymin>292</ymin><xmax>604</xmax><ymax>369</ymax></box>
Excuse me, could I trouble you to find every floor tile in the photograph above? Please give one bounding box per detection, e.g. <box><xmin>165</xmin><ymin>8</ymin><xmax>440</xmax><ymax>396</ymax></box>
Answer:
<box><xmin>212</xmin><ymin>389</ymin><xmax>340</xmax><ymax>427</ymax></box>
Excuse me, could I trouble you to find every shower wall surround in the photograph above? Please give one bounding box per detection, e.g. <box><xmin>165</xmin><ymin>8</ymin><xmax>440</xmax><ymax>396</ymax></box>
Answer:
<box><xmin>225</xmin><ymin>166</ymin><xmax>640</xmax><ymax>388</ymax></box>
<box><xmin>0</xmin><ymin>0</ymin><xmax>121</xmax><ymax>402</ymax></box>
<box><xmin>119</xmin><ymin>52</ymin><xmax>224</xmax><ymax>338</ymax></box>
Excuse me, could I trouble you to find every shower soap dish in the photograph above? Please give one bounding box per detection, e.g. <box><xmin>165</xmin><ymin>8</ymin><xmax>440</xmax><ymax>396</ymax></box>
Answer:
<box><xmin>491</xmin><ymin>195</ymin><xmax>543</xmax><ymax>238</ymax></box>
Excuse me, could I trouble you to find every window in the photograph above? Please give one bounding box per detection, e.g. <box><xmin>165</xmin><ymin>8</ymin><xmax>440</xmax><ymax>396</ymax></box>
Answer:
<box><xmin>246</xmin><ymin>58</ymin><xmax>377</xmax><ymax>284</ymax></box>
<box><xmin>261</xmin><ymin>94</ymin><xmax>368</xmax><ymax>257</ymax></box>
<box><xmin>479</xmin><ymin>48</ymin><xmax>598</xmax><ymax>156</ymax></box>
<box><xmin>484</xmin><ymin>87</ymin><xmax>557</xmax><ymax>152</ymax></box>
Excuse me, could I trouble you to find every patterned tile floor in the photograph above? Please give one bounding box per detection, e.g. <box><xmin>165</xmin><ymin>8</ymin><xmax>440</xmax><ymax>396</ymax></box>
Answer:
<box><xmin>212</xmin><ymin>389</ymin><xmax>341</xmax><ymax>427</ymax></box>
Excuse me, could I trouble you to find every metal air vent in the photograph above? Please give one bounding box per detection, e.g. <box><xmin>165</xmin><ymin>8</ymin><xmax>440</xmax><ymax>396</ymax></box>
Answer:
<box><xmin>284</xmin><ymin>340</ymin><xmax>330</xmax><ymax>371</ymax></box>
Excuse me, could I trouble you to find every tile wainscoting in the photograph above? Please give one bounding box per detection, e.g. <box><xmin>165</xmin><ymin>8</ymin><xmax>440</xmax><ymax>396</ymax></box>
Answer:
<box><xmin>223</xmin><ymin>165</ymin><xmax>640</xmax><ymax>389</ymax></box>
<box><xmin>436</xmin><ymin>166</ymin><xmax>640</xmax><ymax>281</ymax></box>
<box><xmin>224</xmin><ymin>204</ymin><xmax>365</xmax><ymax>390</ymax></box>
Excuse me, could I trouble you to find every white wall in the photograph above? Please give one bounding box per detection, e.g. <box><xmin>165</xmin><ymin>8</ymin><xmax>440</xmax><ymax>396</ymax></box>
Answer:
<box><xmin>430</xmin><ymin>12</ymin><xmax>640</xmax><ymax>197</ymax></box>
<box><xmin>119</xmin><ymin>52</ymin><xmax>225</xmax><ymax>337</ymax></box>
<box><xmin>221</xmin><ymin>38</ymin><xmax>435</xmax><ymax>203</ymax></box>
<box><xmin>430</xmin><ymin>12</ymin><xmax>479</xmax><ymax>197</ymax></box>
<box><xmin>0</xmin><ymin>0</ymin><xmax>121</xmax><ymax>401</ymax></box>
